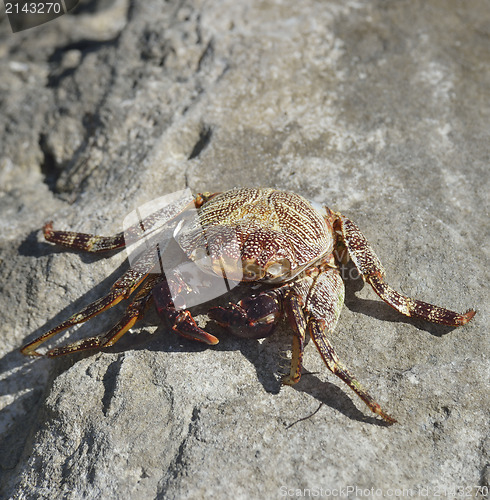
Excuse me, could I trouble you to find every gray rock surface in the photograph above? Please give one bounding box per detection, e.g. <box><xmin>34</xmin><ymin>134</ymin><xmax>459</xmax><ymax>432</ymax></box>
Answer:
<box><xmin>0</xmin><ymin>0</ymin><xmax>488</xmax><ymax>498</ymax></box>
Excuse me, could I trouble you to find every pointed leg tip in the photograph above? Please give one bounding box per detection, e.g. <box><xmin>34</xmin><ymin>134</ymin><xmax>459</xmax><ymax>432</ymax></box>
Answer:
<box><xmin>281</xmin><ymin>374</ymin><xmax>300</xmax><ymax>386</ymax></box>
<box><xmin>176</xmin><ymin>328</ymin><xmax>219</xmax><ymax>345</ymax></box>
<box><xmin>371</xmin><ymin>403</ymin><xmax>397</xmax><ymax>424</ymax></box>
<box><xmin>379</xmin><ymin>412</ymin><xmax>397</xmax><ymax>425</ymax></box>
<box><xmin>459</xmin><ymin>309</ymin><xmax>476</xmax><ymax>325</ymax></box>
<box><xmin>20</xmin><ymin>347</ymin><xmax>42</xmax><ymax>357</ymax></box>
<box><xmin>43</xmin><ymin>221</ymin><xmax>54</xmax><ymax>237</ymax></box>
<box><xmin>193</xmin><ymin>328</ymin><xmax>220</xmax><ymax>345</ymax></box>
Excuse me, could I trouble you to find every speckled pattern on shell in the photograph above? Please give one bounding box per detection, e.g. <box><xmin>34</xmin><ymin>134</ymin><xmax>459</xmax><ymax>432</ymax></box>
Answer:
<box><xmin>177</xmin><ymin>188</ymin><xmax>334</xmax><ymax>281</ymax></box>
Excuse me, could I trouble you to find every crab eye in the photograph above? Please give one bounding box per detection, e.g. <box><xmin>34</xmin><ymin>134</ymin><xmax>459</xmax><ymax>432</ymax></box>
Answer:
<box><xmin>265</xmin><ymin>259</ymin><xmax>291</xmax><ymax>279</ymax></box>
<box><xmin>190</xmin><ymin>247</ymin><xmax>209</xmax><ymax>261</ymax></box>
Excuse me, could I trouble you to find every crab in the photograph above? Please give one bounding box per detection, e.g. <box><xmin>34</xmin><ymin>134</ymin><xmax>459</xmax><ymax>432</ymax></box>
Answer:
<box><xmin>21</xmin><ymin>187</ymin><xmax>476</xmax><ymax>424</ymax></box>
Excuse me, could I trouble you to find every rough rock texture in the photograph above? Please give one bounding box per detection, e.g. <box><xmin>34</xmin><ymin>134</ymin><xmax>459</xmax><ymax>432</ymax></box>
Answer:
<box><xmin>0</xmin><ymin>0</ymin><xmax>488</xmax><ymax>498</ymax></box>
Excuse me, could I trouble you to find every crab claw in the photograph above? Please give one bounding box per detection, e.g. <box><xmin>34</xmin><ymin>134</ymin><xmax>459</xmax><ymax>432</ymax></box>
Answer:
<box><xmin>169</xmin><ymin>309</ymin><xmax>219</xmax><ymax>345</ymax></box>
<box><xmin>209</xmin><ymin>293</ymin><xmax>281</xmax><ymax>339</ymax></box>
<box><xmin>152</xmin><ymin>281</ymin><xmax>219</xmax><ymax>345</ymax></box>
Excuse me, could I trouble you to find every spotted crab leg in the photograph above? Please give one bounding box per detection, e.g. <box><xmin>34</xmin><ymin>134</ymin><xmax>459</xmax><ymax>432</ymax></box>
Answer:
<box><xmin>43</xmin><ymin>221</ymin><xmax>126</xmax><ymax>252</ymax></box>
<box><xmin>22</xmin><ymin>197</ymin><xmax>204</xmax><ymax>355</ymax></box>
<box><xmin>335</xmin><ymin>215</ymin><xmax>476</xmax><ymax>326</ymax></box>
<box><xmin>21</xmin><ymin>247</ymin><xmax>158</xmax><ymax>356</ymax></box>
<box><xmin>286</xmin><ymin>267</ymin><xmax>396</xmax><ymax>423</ymax></box>
<box><xmin>41</xmin><ymin>274</ymin><xmax>161</xmax><ymax>357</ymax></box>
<box><xmin>42</xmin><ymin>197</ymin><xmax>196</xmax><ymax>253</ymax></box>
<box><xmin>281</xmin><ymin>292</ymin><xmax>307</xmax><ymax>385</ymax></box>
<box><xmin>309</xmin><ymin>321</ymin><xmax>396</xmax><ymax>424</ymax></box>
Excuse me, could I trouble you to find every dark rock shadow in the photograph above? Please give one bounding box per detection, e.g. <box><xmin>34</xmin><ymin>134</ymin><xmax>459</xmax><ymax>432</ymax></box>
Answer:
<box><xmin>4</xmin><ymin>255</ymin><xmax>440</xmax><ymax>464</ymax></box>
<box><xmin>0</xmin><ymin>253</ymin><xmax>133</xmax><ymax>478</ymax></box>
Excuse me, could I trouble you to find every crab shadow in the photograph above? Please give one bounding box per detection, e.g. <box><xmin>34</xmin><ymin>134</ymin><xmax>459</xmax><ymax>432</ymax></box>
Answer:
<box><xmin>3</xmin><ymin>245</ymin><xmax>456</xmax><ymax>455</ymax></box>
<box><xmin>234</xmin><ymin>330</ymin><xmax>390</xmax><ymax>426</ymax></box>
<box><xmin>113</xmin><ymin>322</ymin><xmax>389</xmax><ymax>426</ymax></box>
<box><xmin>233</xmin><ymin>332</ymin><xmax>391</xmax><ymax>426</ymax></box>
<box><xmin>341</xmin><ymin>261</ymin><xmax>460</xmax><ymax>337</ymax></box>
<box><xmin>0</xmin><ymin>249</ymin><xmax>136</xmax><ymax>471</ymax></box>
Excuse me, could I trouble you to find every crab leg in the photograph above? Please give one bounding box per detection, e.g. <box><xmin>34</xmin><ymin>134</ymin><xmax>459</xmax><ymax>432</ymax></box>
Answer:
<box><xmin>43</xmin><ymin>274</ymin><xmax>161</xmax><ymax>357</ymax></box>
<box><xmin>368</xmin><ymin>276</ymin><xmax>475</xmax><ymax>325</ymax></box>
<box><xmin>336</xmin><ymin>215</ymin><xmax>476</xmax><ymax>326</ymax></box>
<box><xmin>282</xmin><ymin>293</ymin><xmax>307</xmax><ymax>385</ymax></box>
<box><xmin>309</xmin><ymin>321</ymin><xmax>396</xmax><ymax>424</ymax></box>
<box><xmin>287</xmin><ymin>267</ymin><xmax>396</xmax><ymax>423</ymax></box>
<box><xmin>21</xmin><ymin>247</ymin><xmax>158</xmax><ymax>356</ymax></box>
<box><xmin>152</xmin><ymin>278</ymin><xmax>219</xmax><ymax>345</ymax></box>
<box><xmin>42</xmin><ymin>197</ymin><xmax>196</xmax><ymax>253</ymax></box>
<box><xmin>43</xmin><ymin>222</ymin><xmax>126</xmax><ymax>252</ymax></box>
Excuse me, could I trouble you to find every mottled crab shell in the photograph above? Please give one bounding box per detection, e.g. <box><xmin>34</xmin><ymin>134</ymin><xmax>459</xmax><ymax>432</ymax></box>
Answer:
<box><xmin>176</xmin><ymin>188</ymin><xmax>334</xmax><ymax>283</ymax></box>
